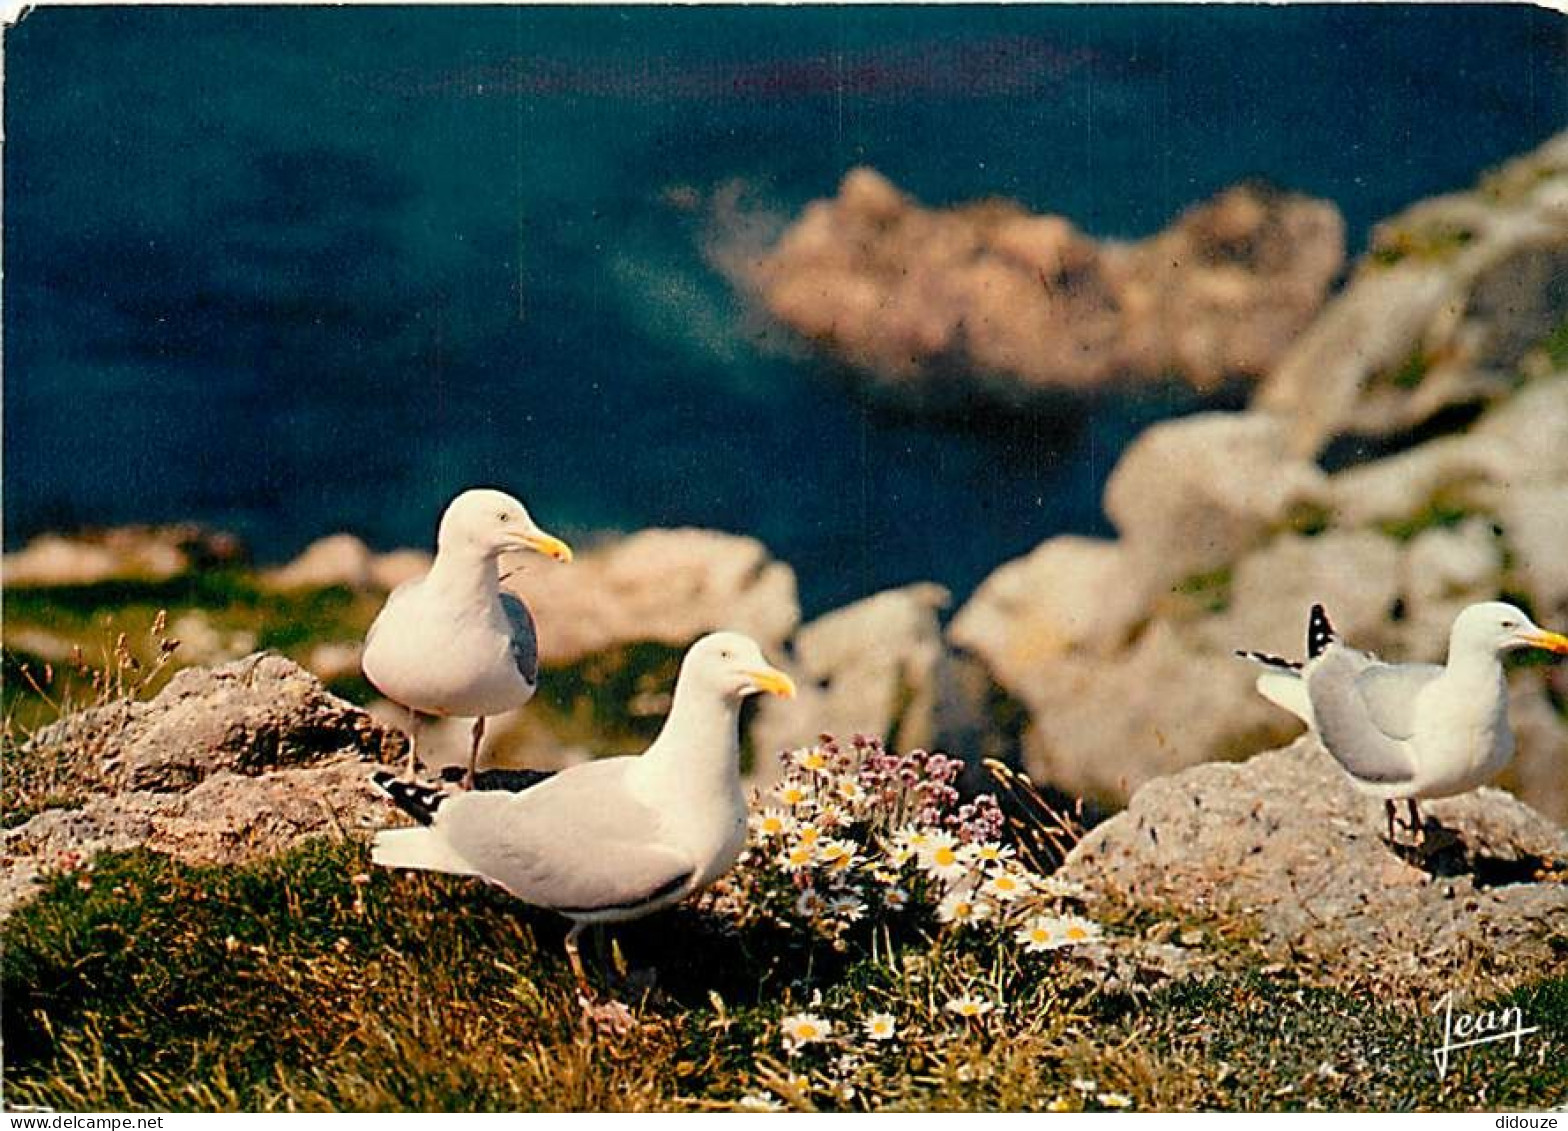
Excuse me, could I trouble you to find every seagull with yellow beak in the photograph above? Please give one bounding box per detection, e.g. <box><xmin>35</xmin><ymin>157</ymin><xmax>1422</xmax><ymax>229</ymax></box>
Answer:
<box><xmin>1241</xmin><ymin>600</ymin><xmax>1568</xmax><ymax>842</ymax></box>
<box><xmin>362</xmin><ymin>488</ymin><xmax>573</xmax><ymax>788</ymax></box>
<box><xmin>370</xmin><ymin>631</ymin><xmax>796</xmax><ymax>987</ymax></box>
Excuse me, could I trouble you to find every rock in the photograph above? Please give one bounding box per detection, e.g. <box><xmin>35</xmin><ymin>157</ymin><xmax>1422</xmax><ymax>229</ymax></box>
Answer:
<box><xmin>506</xmin><ymin>527</ymin><xmax>800</xmax><ymax>666</ymax></box>
<box><xmin>261</xmin><ymin>536</ymin><xmax>431</xmax><ymax>593</ymax></box>
<box><xmin>368</xmin><ymin>548</ymin><xmax>433</xmax><ymax>592</ymax></box>
<box><xmin>1398</xmin><ymin>519</ymin><xmax>1506</xmax><ymax>658</ymax></box>
<box><xmin>1491</xmin><ymin>485</ymin><xmax>1568</xmax><ymax>623</ymax></box>
<box><xmin>749</xmin><ymin>584</ymin><xmax>949</xmax><ymax>778</ymax></box>
<box><xmin>24</xmin><ymin>653</ymin><xmax>403</xmax><ymax>793</ymax></box>
<box><xmin>948</xmin><ymin>537</ymin><xmax>1142</xmax><ymax>680</ymax></box>
<box><xmin>1257</xmin><ymin>130</ymin><xmax>1568</xmax><ymax>453</ymax></box>
<box><xmin>1060</xmin><ymin>737</ymin><xmax>1568</xmax><ymax>996</ymax></box>
<box><xmin>1499</xmin><ymin>680</ymin><xmax>1568</xmax><ymax>829</ymax></box>
<box><xmin>747</xmin><ymin>173</ymin><xmax>1343</xmax><ymax>409</ymax></box>
<box><xmin>1103</xmin><ymin>412</ymin><xmax>1330</xmax><ymax>597</ymax></box>
<box><xmin>1014</xmin><ymin>621</ymin><xmax>1289</xmax><ymax>805</ymax></box>
<box><xmin>2</xmin><ymin>525</ymin><xmax>245</xmax><ymax>587</ymax></box>
<box><xmin>262</xmin><ymin>533</ymin><xmax>376</xmax><ymax>590</ymax></box>
<box><xmin>2</xmin><ymin>655</ymin><xmax>407</xmax><ymax>917</ymax></box>
<box><xmin>1196</xmin><ymin>529</ymin><xmax>1403</xmax><ymax>660</ymax></box>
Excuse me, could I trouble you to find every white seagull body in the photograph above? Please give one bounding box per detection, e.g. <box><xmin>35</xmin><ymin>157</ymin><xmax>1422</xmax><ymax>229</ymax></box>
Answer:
<box><xmin>361</xmin><ymin>488</ymin><xmax>572</xmax><ymax>786</ymax></box>
<box><xmin>370</xmin><ymin>631</ymin><xmax>796</xmax><ymax>984</ymax></box>
<box><xmin>1240</xmin><ymin>601</ymin><xmax>1568</xmax><ymax>836</ymax></box>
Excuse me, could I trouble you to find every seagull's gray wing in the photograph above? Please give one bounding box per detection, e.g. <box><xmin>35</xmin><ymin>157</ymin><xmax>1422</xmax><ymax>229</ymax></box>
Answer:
<box><xmin>1355</xmin><ymin>662</ymin><xmax>1444</xmax><ymax>740</ymax></box>
<box><xmin>434</xmin><ymin>760</ymin><xmax>694</xmax><ymax>914</ymax></box>
<box><xmin>1305</xmin><ymin>647</ymin><xmax>1422</xmax><ymax>785</ymax></box>
<box><xmin>498</xmin><ymin>591</ymin><xmax>540</xmax><ymax>686</ymax></box>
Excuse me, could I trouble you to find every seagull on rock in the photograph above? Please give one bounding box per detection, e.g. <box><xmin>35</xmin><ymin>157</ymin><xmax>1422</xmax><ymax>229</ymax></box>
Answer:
<box><xmin>370</xmin><ymin>632</ymin><xmax>796</xmax><ymax>987</ymax></box>
<box><xmin>1240</xmin><ymin>601</ymin><xmax>1568</xmax><ymax>841</ymax></box>
<box><xmin>362</xmin><ymin>488</ymin><xmax>572</xmax><ymax>788</ymax></box>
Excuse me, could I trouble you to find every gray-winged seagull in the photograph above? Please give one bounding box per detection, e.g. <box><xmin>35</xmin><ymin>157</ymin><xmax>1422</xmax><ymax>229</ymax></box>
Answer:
<box><xmin>369</xmin><ymin>631</ymin><xmax>795</xmax><ymax>986</ymax></box>
<box><xmin>1240</xmin><ymin>601</ymin><xmax>1568</xmax><ymax>841</ymax></box>
<box><xmin>362</xmin><ymin>488</ymin><xmax>572</xmax><ymax>788</ymax></box>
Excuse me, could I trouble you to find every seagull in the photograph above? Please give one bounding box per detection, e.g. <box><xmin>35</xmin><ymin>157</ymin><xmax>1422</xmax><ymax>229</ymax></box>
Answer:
<box><xmin>1239</xmin><ymin>600</ymin><xmax>1568</xmax><ymax>841</ymax></box>
<box><xmin>361</xmin><ymin>488</ymin><xmax>572</xmax><ymax>789</ymax></box>
<box><xmin>369</xmin><ymin>631</ymin><xmax>796</xmax><ymax>987</ymax></box>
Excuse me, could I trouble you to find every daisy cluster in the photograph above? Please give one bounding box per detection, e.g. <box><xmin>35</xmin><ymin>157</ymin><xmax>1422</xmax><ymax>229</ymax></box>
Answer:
<box><xmin>708</xmin><ymin>736</ymin><xmax>1101</xmax><ymax>952</ymax></box>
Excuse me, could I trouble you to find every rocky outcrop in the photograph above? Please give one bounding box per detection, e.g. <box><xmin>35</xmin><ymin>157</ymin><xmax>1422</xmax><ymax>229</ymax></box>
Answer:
<box><xmin>2</xmin><ymin>656</ymin><xmax>404</xmax><ymax>916</ymax></box>
<box><xmin>1061</xmin><ymin>738</ymin><xmax>1568</xmax><ymax>996</ymax></box>
<box><xmin>24</xmin><ymin>653</ymin><xmax>402</xmax><ymax>793</ymax></box>
<box><xmin>2</xmin><ymin>525</ymin><xmax>246</xmax><ymax>587</ymax></box>
<box><xmin>506</xmin><ymin>527</ymin><xmax>801</xmax><ymax>666</ymax></box>
<box><xmin>747</xmin><ymin>170</ymin><xmax>1343</xmax><ymax>409</ymax></box>
<box><xmin>750</xmin><ymin>583</ymin><xmax>950</xmax><ymax>779</ymax></box>
<box><xmin>951</xmin><ymin>375</ymin><xmax>1568</xmax><ymax>818</ymax></box>
<box><xmin>261</xmin><ymin>533</ymin><xmax>430</xmax><ymax>592</ymax></box>
<box><xmin>1257</xmin><ymin>131</ymin><xmax>1568</xmax><ymax>453</ymax></box>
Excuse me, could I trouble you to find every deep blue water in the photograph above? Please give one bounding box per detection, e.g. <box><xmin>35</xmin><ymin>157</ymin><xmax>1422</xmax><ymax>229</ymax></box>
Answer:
<box><xmin>5</xmin><ymin>5</ymin><xmax>1564</xmax><ymax>614</ymax></box>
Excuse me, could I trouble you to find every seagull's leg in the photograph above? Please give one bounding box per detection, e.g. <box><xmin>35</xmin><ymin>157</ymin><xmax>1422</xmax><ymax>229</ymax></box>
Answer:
<box><xmin>564</xmin><ymin>922</ymin><xmax>590</xmax><ymax>992</ymax></box>
<box><xmin>1407</xmin><ymin>798</ymin><xmax>1425</xmax><ymax>844</ymax></box>
<box><xmin>1385</xmin><ymin>799</ymin><xmax>1397</xmax><ymax>843</ymax></box>
<box><xmin>463</xmin><ymin>716</ymin><xmax>485</xmax><ymax>791</ymax></box>
<box><xmin>403</xmin><ymin>708</ymin><xmax>422</xmax><ymax>781</ymax></box>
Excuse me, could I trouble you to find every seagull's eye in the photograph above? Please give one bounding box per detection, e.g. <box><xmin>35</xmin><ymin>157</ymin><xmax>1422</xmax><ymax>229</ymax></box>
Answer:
<box><xmin>496</xmin><ymin>511</ymin><xmax>510</xmax><ymax>523</ymax></box>
<box><xmin>1501</xmin><ymin>620</ymin><xmax>1518</xmax><ymax>630</ymax></box>
<box><xmin>721</xmin><ymin>650</ymin><xmax>733</xmax><ymax>660</ymax></box>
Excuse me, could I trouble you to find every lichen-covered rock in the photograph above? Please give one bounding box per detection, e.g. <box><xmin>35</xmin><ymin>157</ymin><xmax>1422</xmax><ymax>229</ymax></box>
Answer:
<box><xmin>2</xmin><ymin>656</ymin><xmax>405</xmax><ymax>917</ymax></box>
<box><xmin>1061</xmin><ymin>737</ymin><xmax>1568</xmax><ymax>996</ymax></box>
<box><xmin>505</xmin><ymin>527</ymin><xmax>800</xmax><ymax>665</ymax></box>
<box><xmin>948</xmin><ymin>536</ymin><xmax>1142</xmax><ymax>677</ymax></box>
<box><xmin>1257</xmin><ymin>130</ymin><xmax>1568</xmax><ymax>453</ymax></box>
<box><xmin>747</xmin><ymin>171</ymin><xmax>1343</xmax><ymax>409</ymax></box>
<box><xmin>24</xmin><ymin>653</ymin><xmax>402</xmax><ymax>793</ymax></box>
<box><xmin>1014</xmin><ymin>621</ymin><xmax>1289</xmax><ymax>805</ymax></box>
<box><xmin>750</xmin><ymin>583</ymin><xmax>949</xmax><ymax>779</ymax></box>
<box><xmin>1103</xmin><ymin>412</ymin><xmax>1329</xmax><ymax>597</ymax></box>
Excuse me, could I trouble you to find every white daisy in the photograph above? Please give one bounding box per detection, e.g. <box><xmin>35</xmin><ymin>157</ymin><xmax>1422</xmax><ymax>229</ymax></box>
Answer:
<box><xmin>780</xmin><ymin>1012</ymin><xmax>833</xmax><ymax>1048</ymax></box>
<box><xmin>863</xmin><ymin>1012</ymin><xmax>897</xmax><ymax>1041</ymax></box>
<box><xmin>981</xmin><ymin>870</ymin><xmax>1030</xmax><ymax>902</ymax></box>
<box><xmin>936</xmin><ymin>888</ymin><xmax>993</xmax><ymax>926</ymax></box>
<box><xmin>943</xmin><ymin>994</ymin><xmax>994</xmax><ymax>1019</ymax></box>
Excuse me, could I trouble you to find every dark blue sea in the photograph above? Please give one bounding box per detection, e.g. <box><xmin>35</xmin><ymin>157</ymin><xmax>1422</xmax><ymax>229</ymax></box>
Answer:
<box><xmin>5</xmin><ymin>5</ymin><xmax>1564</xmax><ymax>614</ymax></box>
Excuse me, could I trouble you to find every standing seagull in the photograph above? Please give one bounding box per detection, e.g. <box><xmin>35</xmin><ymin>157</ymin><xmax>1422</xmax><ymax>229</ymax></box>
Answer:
<box><xmin>362</xmin><ymin>488</ymin><xmax>573</xmax><ymax>788</ymax></box>
<box><xmin>1239</xmin><ymin>601</ymin><xmax>1568</xmax><ymax>841</ymax></box>
<box><xmin>369</xmin><ymin>632</ymin><xmax>796</xmax><ymax>987</ymax></box>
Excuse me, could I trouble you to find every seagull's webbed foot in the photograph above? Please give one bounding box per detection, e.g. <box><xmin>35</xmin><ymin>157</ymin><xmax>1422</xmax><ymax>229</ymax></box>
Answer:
<box><xmin>565</xmin><ymin>923</ymin><xmax>638</xmax><ymax>1035</ymax></box>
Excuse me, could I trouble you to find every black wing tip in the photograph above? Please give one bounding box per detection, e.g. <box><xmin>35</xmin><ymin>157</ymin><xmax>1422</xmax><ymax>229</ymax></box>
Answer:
<box><xmin>1235</xmin><ymin>649</ymin><xmax>1303</xmax><ymax>672</ymax></box>
<box><xmin>439</xmin><ymin>765</ymin><xmax>558</xmax><ymax>793</ymax></box>
<box><xmin>1307</xmin><ymin>603</ymin><xmax>1337</xmax><ymax>659</ymax></box>
<box><xmin>370</xmin><ymin>771</ymin><xmax>447</xmax><ymax>826</ymax></box>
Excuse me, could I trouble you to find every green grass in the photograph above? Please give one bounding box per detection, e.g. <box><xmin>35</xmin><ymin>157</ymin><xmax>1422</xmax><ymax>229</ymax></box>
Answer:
<box><xmin>1378</xmin><ymin>497</ymin><xmax>1475</xmax><ymax>543</ymax></box>
<box><xmin>5</xmin><ymin>839</ymin><xmax>1563</xmax><ymax>1112</ymax></box>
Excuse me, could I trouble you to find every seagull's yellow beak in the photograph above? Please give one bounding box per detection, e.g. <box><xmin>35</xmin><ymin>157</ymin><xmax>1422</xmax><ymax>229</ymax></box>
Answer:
<box><xmin>745</xmin><ymin>667</ymin><xmax>797</xmax><ymax>699</ymax></box>
<box><xmin>1522</xmin><ymin>628</ymin><xmax>1568</xmax><ymax>655</ymax></box>
<box><xmin>515</xmin><ymin>530</ymin><xmax>574</xmax><ymax>563</ymax></box>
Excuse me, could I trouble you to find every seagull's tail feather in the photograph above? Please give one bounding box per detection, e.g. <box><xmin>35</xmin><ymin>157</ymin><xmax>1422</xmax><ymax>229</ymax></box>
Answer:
<box><xmin>371</xmin><ymin>827</ymin><xmax>480</xmax><ymax>877</ymax></box>
<box><xmin>1235</xmin><ymin>650</ymin><xmax>1315</xmax><ymax>726</ymax></box>
<box><xmin>370</xmin><ymin>770</ymin><xmax>448</xmax><ymax>826</ymax></box>
<box><xmin>1254</xmin><ymin>671</ymin><xmax>1316</xmax><ymax>727</ymax></box>
<box><xmin>1307</xmin><ymin>603</ymin><xmax>1336</xmax><ymax>659</ymax></box>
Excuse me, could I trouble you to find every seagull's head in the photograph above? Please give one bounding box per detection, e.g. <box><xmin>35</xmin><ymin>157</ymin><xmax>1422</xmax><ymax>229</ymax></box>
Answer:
<box><xmin>681</xmin><ymin>632</ymin><xmax>796</xmax><ymax>703</ymax></box>
<box><xmin>1452</xmin><ymin>601</ymin><xmax>1568</xmax><ymax>657</ymax></box>
<box><xmin>437</xmin><ymin>488</ymin><xmax>573</xmax><ymax>564</ymax></box>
